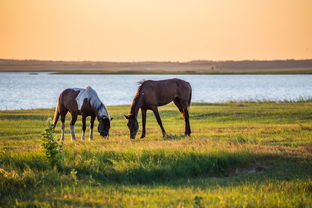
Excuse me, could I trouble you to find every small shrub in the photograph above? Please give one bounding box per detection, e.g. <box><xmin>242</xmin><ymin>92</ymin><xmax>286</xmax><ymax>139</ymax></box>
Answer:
<box><xmin>41</xmin><ymin>118</ymin><xmax>64</xmax><ymax>171</ymax></box>
<box><xmin>70</xmin><ymin>169</ymin><xmax>78</xmax><ymax>184</ymax></box>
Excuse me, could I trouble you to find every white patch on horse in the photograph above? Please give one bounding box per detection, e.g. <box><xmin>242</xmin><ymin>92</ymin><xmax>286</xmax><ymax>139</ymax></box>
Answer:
<box><xmin>75</xmin><ymin>86</ymin><xmax>110</xmax><ymax>119</ymax></box>
<box><xmin>70</xmin><ymin>88</ymin><xmax>83</xmax><ymax>92</ymax></box>
<box><xmin>98</xmin><ymin>105</ymin><xmax>110</xmax><ymax>119</ymax></box>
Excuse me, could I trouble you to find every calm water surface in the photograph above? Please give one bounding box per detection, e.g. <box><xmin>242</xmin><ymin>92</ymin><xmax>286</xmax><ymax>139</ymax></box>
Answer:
<box><xmin>0</xmin><ymin>72</ymin><xmax>311</xmax><ymax>110</ymax></box>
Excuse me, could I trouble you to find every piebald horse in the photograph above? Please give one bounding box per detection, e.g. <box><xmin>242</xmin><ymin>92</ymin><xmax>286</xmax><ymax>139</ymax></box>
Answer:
<box><xmin>53</xmin><ymin>86</ymin><xmax>112</xmax><ymax>141</ymax></box>
<box><xmin>125</xmin><ymin>78</ymin><xmax>192</xmax><ymax>139</ymax></box>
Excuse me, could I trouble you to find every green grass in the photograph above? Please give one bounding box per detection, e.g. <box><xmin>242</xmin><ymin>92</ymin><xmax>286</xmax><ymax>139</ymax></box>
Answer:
<box><xmin>0</xmin><ymin>102</ymin><xmax>311</xmax><ymax>207</ymax></box>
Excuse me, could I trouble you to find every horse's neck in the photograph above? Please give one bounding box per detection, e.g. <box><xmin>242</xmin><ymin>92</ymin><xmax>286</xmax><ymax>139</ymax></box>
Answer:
<box><xmin>130</xmin><ymin>93</ymin><xmax>142</xmax><ymax>117</ymax></box>
<box><xmin>97</xmin><ymin>104</ymin><xmax>110</xmax><ymax>119</ymax></box>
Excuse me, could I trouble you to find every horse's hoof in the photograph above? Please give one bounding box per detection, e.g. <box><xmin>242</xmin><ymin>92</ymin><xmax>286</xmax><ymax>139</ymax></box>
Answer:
<box><xmin>140</xmin><ymin>135</ymin><xmax>145</xmax><ymax>139</ymax></box>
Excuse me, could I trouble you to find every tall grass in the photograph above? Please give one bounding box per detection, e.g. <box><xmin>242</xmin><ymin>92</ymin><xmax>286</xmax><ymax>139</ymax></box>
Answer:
<box><xmin>0</xmin><ymin>102</ymin><xmax>311</xmax><ymax>207</ymax></box>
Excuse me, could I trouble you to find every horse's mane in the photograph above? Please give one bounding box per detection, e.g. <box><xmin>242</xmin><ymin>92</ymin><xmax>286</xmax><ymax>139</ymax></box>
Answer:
<box><xmin>137</xmin><ymin>79</ymin><xmax>150</xmax><ymax>91</ymax></box>
<box><xmin>137</xmin><ymin>79</ymin><xmax>146</xmax><ymax>86</ymax></box>
<box><xmin>129</xmin><ymin>80</ymin><xmax>149</xmax><ymax>116</ymax></box>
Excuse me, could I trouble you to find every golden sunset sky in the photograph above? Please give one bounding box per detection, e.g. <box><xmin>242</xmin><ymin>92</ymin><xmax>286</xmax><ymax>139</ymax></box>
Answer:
<box><xmin>1</xmin><ymin>0</ymin><xmax>311</xmax><ymax>61</ymax></box>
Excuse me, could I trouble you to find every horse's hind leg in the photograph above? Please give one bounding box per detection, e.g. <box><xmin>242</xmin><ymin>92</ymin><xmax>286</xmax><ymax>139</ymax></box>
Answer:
<box><xmin>151</xmin><ymin>107</ymin><xmax>166</xmax><ymax>137</ymax></box>
<box><xmin>174</xmin><ymin>98</ymin><xmax>184</xmax><ymax>115</ymax></box>
<box><xmin>181</xmin><ymin>102</ymin><xmax>191</xmax><ymax>136</ymax></box>
<box><xmin>70</xmin><ymin>113</ymin><xmax>78</xmax><ymax>141</ymax></box>
<box><xmin>174</xmin><ymin>99</ymin><xmax>191</xmax><ymax>136</ymax></box>
<box><xmin>60</xmin><ymin>111</ymin><xmax>67</xmax><ymax>141</ymax></box>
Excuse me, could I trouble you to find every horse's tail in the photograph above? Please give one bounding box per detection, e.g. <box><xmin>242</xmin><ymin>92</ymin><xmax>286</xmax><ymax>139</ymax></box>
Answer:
<box><xmin>52</xmin><ymin>96</ymin><xmax>61</xmax><ymax>129</ymax></box>
<box><xmin>188</xmin><ymin>85</ymin><xmax>192</xmax><ymax>107</ymax></box>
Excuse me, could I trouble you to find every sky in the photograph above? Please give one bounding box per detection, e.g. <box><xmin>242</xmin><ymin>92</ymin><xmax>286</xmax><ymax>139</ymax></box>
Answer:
<box><xmin>0</xmin><ymin>0</ymin><xmax>312</xmax><ymax>61</ymax></box>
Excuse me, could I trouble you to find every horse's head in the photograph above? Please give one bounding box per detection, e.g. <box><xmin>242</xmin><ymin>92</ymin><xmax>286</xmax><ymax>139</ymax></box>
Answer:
<box><xmin>98</xmin><ymin>116</ymin><xmax>112</xmax><ymax>138</ymax></box>
<box><xmin>124</xmin><ymin>114</ymin><xmax>138</xmax><ymax>139</ymax></box>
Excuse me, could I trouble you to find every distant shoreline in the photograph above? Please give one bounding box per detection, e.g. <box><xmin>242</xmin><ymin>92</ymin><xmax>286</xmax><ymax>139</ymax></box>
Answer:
<box><xmin>1</xmin><ymin>70</ymin><xmax>312</xmax><ymax>75</ymax></box>
<box><xmin>1</xmin><ymin>58</ymin><xmax>312</xmax><ymax>74</ymax></box>
<box><xmin>50</xmin><ymin>70</ymin><xmax>312</xmax><ymax>75</ymax></box>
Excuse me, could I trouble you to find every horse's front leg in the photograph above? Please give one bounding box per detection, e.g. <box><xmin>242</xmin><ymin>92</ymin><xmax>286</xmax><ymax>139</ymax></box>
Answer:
<box><xmin>81</xmin><ymin>114</ymin><xmax>87</xmax><ymax>140</ymax></box>
<box><xmin>70</xmin><ymin>114</ymin><xmax>78</xmax><ymax>141</ymax></box>
<box><xmin>152</xmin><ymin>107</ymin><xmax>166</xmax><ymax>137</ymax></box>
<box><xmin>141</xmin><ymin>108</ymin><xmax>147</xmax><ymax>138</ymax></box>
<box><xmin>89</xmin><ymin>115</ymin><xmax>95</xmax><ymax>140</ymax></box>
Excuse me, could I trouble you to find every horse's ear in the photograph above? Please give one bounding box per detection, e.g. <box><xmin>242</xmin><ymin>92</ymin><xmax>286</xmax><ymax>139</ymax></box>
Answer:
<box><xmin>124</xmin><ymin>115</ymin><xmax>129</xmax><ymax>119</ymax></box>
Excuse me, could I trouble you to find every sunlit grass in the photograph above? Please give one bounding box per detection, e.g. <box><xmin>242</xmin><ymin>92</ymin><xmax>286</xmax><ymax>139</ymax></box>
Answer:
<box><xmin>0</xmin><ymin>102</ymin><xmax>311</xmax><ymax>207</ymax></box>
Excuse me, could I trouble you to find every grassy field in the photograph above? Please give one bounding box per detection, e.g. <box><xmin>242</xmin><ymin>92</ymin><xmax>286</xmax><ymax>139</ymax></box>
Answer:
<box><xmin>0</xmin><ymin>102</ymin><xmax>311</xmax><ymax>207</ymax></box>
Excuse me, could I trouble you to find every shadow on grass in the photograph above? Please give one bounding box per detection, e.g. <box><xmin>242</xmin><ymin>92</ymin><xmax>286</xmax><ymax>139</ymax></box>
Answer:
<box><xmin>1</xmin><ymin>150</ymin><xmax>311</xmax><ymax>187</ymax></box>
<box><xmin>63</xmin><ymin>150</ymin><xmax>310</xmax><ymax>185</ymax></box>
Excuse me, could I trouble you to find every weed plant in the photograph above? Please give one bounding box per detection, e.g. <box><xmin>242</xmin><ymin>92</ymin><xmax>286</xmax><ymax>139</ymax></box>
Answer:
<box><xmin>41</xmin><ymin>118</ymin><xmax>64</xmax><ymax>170</ymax></box>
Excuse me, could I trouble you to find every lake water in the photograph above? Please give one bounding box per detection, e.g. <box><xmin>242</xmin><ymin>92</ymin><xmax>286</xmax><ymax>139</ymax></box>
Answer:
<box><xmin>0</xmin><ymin>72</ymin><xmax>311</xmax><ymax>110</ymax></box>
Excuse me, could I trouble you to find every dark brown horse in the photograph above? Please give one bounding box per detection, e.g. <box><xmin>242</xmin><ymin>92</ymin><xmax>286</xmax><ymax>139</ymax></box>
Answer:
<box><xmin>125</xmin><ymin>78</ymin><xmax>192</xmax><ymax>139</ymax></box>
<box><xmin>52</xmin><ymin>86</ymin><xmax>112</xmax><ymax>141</ymax></box>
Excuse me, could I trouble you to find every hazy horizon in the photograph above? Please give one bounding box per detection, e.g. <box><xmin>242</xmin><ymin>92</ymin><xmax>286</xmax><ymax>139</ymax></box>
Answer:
<box><xmin>1</xmin><ymin>0</ymin><xmax>312</xmax><ymax>62</ymax></box>
<box><xmin>1</xmin><ymin>58</ymin><xmax>312</xmax><ymax>63</ymax></box>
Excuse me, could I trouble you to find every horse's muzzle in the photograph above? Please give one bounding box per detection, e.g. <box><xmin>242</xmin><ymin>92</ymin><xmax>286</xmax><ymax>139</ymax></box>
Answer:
<box><xmin>100</xmin><ymin>132</ymin><xmax>109</xmax><ymax>137</ymax></box>
<box><xmin>130</xmin><ymin>133</ymin><xmax>136</xmax><ymax>139</ymax></box>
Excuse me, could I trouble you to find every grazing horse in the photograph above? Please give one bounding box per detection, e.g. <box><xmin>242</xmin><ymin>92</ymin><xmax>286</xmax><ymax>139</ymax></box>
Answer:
<box><xmin>52</xmin><ymin>86</ymin><xmax>112</xmax><ymax>141</ymax></box>
<box><xmin>125</xmin><ymin>78</ymin><xmax>192</xmax><ymax>139</ymax></box>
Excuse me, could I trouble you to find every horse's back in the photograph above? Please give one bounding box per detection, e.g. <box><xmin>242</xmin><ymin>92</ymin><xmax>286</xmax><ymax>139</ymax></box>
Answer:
<box><xmin>58</xmin><ymin>88</ymin><xmax>82</xmax><ymax>113</ymax></box>
<box><xmin>140</xmin><ymin>78</ymin><xmax>192</xmax><ymax>106</ymax></box>
<box><xmin>142</xmin><ymin>78</ymin><xmax>190</xmax><ymax>90</ymax></box>
<box><xmin>58</xmin><ymin>87</ymin><xmax>106</xmax><ymax>117</ymax></box>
